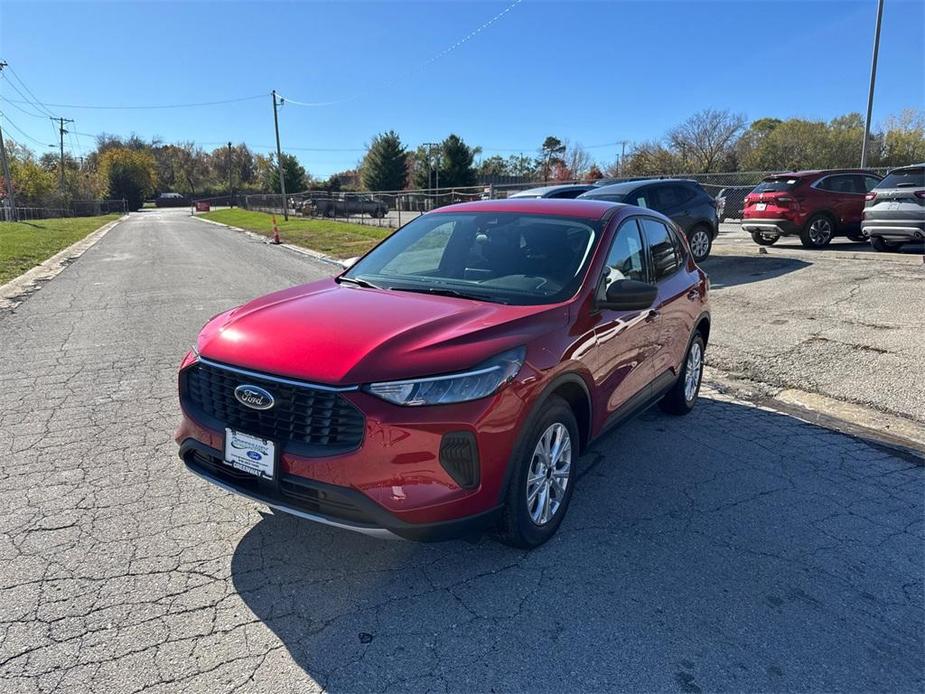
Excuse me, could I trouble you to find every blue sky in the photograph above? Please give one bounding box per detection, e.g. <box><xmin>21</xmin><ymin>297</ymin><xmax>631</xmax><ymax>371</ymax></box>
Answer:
<box><xmin>1</xmin><ymin>0</ymin><xmax>923</xmax><ymax>177</ymax></box>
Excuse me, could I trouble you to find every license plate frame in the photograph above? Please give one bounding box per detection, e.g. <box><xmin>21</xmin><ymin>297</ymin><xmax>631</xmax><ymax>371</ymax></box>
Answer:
<box><xmin>224</xmin><ymin>428</ymin><xmax>276</xmax><ymax>480</ymax></box>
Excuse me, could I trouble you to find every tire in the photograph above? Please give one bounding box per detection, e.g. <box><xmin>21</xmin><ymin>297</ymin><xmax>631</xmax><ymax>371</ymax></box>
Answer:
<box><xmin>870</xmin><ymin>236</ymin><xmax>897</xmax><ymax>252</ymax></box>
<box><xmin>800</xmin><ymin>214</ymin><xmax>835</xmax><ymax>249</ymax></box>
<box><xmin>498</xmin><ymin>397</ymin><xmax>578</xmax><ymax>548</ymax></box>
<box><xmin>687</xmin><ymin>224</ymin><xmax>713</xmax><ymax>262</ymax></box>
<box><xmin>750</xmin><ymin>231</ymin><xmax>778</xmax><ymax>246</ymax></box>
<box><xmin>658</xmin><ymin>333</ymin><xmax>705</xmax><ymax>416</ymax></box>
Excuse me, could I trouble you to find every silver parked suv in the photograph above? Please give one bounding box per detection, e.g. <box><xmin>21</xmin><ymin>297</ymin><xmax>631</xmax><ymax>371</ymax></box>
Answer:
<box><xmin>862</xmin><ymin>164</ymin><xmax>925</xmax><ymax>252</ymax></box>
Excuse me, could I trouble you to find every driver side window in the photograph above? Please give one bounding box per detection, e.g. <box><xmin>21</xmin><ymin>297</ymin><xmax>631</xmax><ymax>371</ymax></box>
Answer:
<box><xmin>602</xmin><ymin>219</ymin><xmax>647</xmax><ymax>290</ymax></box>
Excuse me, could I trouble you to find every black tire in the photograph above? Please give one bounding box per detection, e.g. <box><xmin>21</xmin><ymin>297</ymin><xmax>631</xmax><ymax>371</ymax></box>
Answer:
<box><xmin>659</xmin><ymin>333</ymin><xmax>705</xmax><ymax>416</ymax></box>
<box><xmin>750</xmin><ymin>232</ymin><xmax>778</xmax><ymax>246</ymax></box>
<box><xmin>498</xmin><ymin>397</ymin><xmax>579</xmax><ymax>549</ymax></box>
<box><xmin>800</xmin><ymin>213</ymin><xmax>835</xmax><ymax>249</ymax></box>
<box><xmin>870</xmin><ymin>236</ymin><xmax>897</xmax><ymax>252</ymax></box>
<box><xmin>687</xmin><ymin>224</ymin><xmax>713</xmax><ymax>262</ymax></box>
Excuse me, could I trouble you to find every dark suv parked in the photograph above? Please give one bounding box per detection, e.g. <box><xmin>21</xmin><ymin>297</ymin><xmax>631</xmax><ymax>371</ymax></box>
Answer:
<box><xmin>313</xmin><ymin>195</ymin><xmax>388</xmax><ymax>218</ymax></box>
<box><xmin>579</xmin><ymin>180</ymin><xmax>718</xmax><ymax>262</ymax></box>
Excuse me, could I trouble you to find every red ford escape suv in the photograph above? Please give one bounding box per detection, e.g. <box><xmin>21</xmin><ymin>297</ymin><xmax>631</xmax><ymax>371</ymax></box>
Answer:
<box><xmin>176</xmin><ymin>199</ymin><xmax>710</xmax><ymax>547</ymax></box>
<box><xmin>742</xmin><ymin>169</ymin><xmax>882</xmax><ymax>248</ymax></box>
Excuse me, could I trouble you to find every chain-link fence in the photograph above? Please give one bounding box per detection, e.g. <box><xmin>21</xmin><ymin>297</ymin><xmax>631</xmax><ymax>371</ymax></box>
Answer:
<box><xmin>241</xmin><ymin>187</ymin><xmax>486</xmax><ymax>229</ymax></box>
<box><xmin>218</xmin><ymin>167</ymin><xmax>896</xmax><ymax>229</ymax></box>
<box><xmin>1</xmin><ymin>199</ymin><xmax>128</xmax><ymax>222</ymax></box>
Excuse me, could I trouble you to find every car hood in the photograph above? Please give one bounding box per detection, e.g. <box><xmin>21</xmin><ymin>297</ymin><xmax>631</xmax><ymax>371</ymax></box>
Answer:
<box><xmin>196</xmin><ymin>278</ymin><xmax>566</xmax><ymax>385</ymax></box>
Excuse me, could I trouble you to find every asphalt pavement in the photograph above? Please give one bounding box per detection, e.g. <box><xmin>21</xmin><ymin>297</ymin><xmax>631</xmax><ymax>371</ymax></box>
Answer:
<box><xmin>0</xmin><ymin>208</ymin><xmax>922</xmax><ymax>693</ymax></box>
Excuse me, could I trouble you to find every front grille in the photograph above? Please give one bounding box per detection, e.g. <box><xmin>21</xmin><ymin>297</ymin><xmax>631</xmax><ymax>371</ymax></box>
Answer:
<box><xmin>182</xmin><ymin>361</ymin><xmax>365</xmax><ymax>455</ymax></box>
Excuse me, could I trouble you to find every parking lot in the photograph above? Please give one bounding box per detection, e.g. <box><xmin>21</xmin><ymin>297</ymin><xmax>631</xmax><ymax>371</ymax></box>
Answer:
<box><xmin>0</xmin><ymin>209</ymin><xmax>922</xmax><ymax>692</ymax></box>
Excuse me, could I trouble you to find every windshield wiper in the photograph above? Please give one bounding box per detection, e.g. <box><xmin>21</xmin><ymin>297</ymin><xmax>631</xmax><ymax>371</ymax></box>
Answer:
<box><xmin>336</xmin><ymin>276</ymin><xmax>382</xmax><ymax>289</ymax></box>
<box><xmin>389</xmin><ymin>285</ymin><xmax>508</xmax><ymax>304</ymax></box>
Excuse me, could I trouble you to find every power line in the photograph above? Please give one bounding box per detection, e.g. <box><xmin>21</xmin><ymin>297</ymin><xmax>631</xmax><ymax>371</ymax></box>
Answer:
<box><xmin>3</xmin><ymin>64</ymin><xmax>56</xmax><ymax>117</ymax></box>
<box><xmin>0</xmin><ymin>86</ymin><xmax>50</xmax><ymax>119</ymax></box>
<box><xmin>279</xmin><ymin>0</ymin><xmax>524</xmax><ymax>109</ymax></box>
<box><xmin>0</xmin><ymin>93</ymin><xmax>267</xmax><ymax>110</ymax></box>
<box><xmin>0</xmin><ymin>110</ymin><xmax>52</xmax><ymax>147</ymax></box>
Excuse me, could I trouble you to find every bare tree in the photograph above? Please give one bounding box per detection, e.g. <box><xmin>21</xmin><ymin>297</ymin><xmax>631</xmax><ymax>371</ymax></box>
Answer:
<box><xmin>667</xmin><ymin>109</ymin><xmax>746</xmax><ymax>172</ymax></box>
<box><xmin>562</xmin><ymin>142</ymin><xmax>593</xmax><ymax>181</ymax></box>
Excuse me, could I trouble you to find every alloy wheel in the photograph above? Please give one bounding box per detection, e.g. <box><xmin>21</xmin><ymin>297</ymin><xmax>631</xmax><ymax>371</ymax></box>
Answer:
<box><xmin>690</xmin><ymin>229</ymin><xmax>710</xmax><ymax>259</ymax></box>
<box><xmin>684</xmin><ymin>341</ymin><xmax>703</xmax><ymax>403</ymax></box>
<box><xmin>526</xmin><ymin>423</ymin><xmax>572</xmax><ymax>526</ymax></box>
<box><xmin>808</xmin><ymin>218</ymin><xmax>833</xmax><ymax>246</ymax></box>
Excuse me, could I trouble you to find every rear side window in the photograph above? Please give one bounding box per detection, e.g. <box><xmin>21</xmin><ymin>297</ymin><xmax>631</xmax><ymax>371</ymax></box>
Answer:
<box><xmin>753</xmin><ymin>178</ymin><xmax>799</xmax><ymax>193</ymax></box>
<box><xmin>639</xmin><ymin>218</ymin><xmax>680</xmax><ymax>281</ymax></box>
<box><xmin>583</xmin><ymin>193</ymin><xmax>626</xmax><ymax>203</ymax></box>
<box><xmin>817</xmin><ymin>175</ymin><xmax>862</xmax><ymax>194</ymax></box>
<box><xmin>877</xmin><ymin>168</ymin><xmax>924</xmax><ymax>188</ymax></box>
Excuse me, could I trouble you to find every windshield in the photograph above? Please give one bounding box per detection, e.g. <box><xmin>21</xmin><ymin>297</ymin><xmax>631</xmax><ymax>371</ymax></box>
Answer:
<box><xmin>342</xmin><ymin>212</ymin><xmax>600</xmax><ymax>305</ymax></box>
<box><xmin>752</xmin><ymin>178</ymin><xmax>800</xmax><ymax>193</ymax></box>
<box><xmin>877</xmin><ymin>168</ymin><xmax>924</xmax><ymax>188</ymax></box>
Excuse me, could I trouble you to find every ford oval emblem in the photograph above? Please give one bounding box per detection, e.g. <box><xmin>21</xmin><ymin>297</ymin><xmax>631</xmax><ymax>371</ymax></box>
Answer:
<box><xmin>234</xmin><ymin>384</ymin><xmax>275</xmax><ymax>410</ymax></box>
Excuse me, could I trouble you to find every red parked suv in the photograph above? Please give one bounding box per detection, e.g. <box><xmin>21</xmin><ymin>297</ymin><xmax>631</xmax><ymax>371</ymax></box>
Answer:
<box><xmin>176</xmin><ymin>199</ymin><xmax>710</xmax><ymax>547</ymax></box>
<box><xmin>742</xmin><ymin>169</ymin><xmax>882</xmax><ymax>248</ymax></box>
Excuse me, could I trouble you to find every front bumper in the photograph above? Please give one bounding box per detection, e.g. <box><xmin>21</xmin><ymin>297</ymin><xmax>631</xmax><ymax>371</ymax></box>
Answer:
<box><xmin>175</xmin><ymin>364</ymin><xmax>536</xmax><ymax>540</ymax></box>
<box><xmin>741</xmin><ymin>218</ymin><xmax>799</xmax><ymax>236</ymax></box>
<box><xmin>179</xmin><ymin>439</ymin><xmax>502</xmax><ymax>540</ymax></box>
<box><xmin>861</xmin><ymin>219</ymin><xmax>925</xmax><ymax>242</ymax></box>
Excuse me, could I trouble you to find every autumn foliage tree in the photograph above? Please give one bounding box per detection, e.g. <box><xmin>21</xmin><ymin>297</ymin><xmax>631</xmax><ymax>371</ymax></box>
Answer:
<box><xmin>98</xmin><ymin>147</ymin><xmax>156</xmax><ymax>210</ymax></box>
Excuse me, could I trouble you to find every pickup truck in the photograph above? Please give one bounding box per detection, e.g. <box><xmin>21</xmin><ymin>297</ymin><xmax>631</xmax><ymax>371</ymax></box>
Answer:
<box><xmin>312</xmin><ymin>195</ymin><xmax>388</xmax><ymax>218</ymax></box>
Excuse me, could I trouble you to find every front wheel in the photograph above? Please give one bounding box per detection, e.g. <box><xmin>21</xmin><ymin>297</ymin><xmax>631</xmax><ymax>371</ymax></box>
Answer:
<box><xmin>498</xmin><ymin>397</ymin><xmax>578</xmax><ymax>548</ymax></box>
<box><xmin>688</xmin><ymin>225</ymin><xmax>713</xmax><ymax>262</ymax></box>
<box><xmin>800</xmin><ymin>214</ymin><xmax>835</xmax><ymax>248</ymax></box>
<box><xmin>659</xmin><ymin>333</ymin><xmax>705</xmax><ymax>415</ymax></box>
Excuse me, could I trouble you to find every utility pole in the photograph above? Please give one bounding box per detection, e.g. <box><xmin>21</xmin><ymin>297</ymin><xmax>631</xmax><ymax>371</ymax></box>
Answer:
<box><xmin>0</xmin><ymin>61</ymin><xmax>17</xmax><ymax>221</ymax></box>
<box><xmin>227</xmin><ymin>141</ymin><xmax>234</xmax><ymax>207</ymax></box>
<box><xmin>51</xmin><ymin>116</ymin><xmax>74</xmax><ymax>197</ymax></box>
<box><xmin>861</xmin><ymin>0</ymin><xmax>884</xmax><ymax>168</ymax></box>
<box><xmin>423</xmin><ymin>142</ymin><xmax>440</xmax><ymax>207</ymax></box>
<box><xmin>271</xmin><ymin>90</ymin><xmax>288</xmax><ymax>220</ymax></box>
<box><xmin>617</xmin><ymin>140</ymin><xmax>629</xmax><ymax>177</ymax></box>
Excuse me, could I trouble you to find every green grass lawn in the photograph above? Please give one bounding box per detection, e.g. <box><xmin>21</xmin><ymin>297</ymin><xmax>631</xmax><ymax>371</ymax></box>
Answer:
<box><xmin>200</xmin><ymin>209</ymin><xmax>390</xmax><ymax>258</ymax></box>
<box><xmin>0</xmin><ymin>214</ymin><xmax>120</xmax><ymax>285</ymax></box>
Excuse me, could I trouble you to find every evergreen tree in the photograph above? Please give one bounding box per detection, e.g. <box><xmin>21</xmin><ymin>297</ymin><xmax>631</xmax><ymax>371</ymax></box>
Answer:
<box><xmin>361</xmin><ymin>130</ymin><xmax>407</xmax><ymax>191</ymax></box>
<box><xmin>439</xmin><ymin>134</ymin><xmax>477</xmax><ymax>188</ymax></box>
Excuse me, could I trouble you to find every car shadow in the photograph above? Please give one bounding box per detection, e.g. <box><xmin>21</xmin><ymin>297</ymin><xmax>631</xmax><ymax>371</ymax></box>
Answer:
<box><xmin>700</xmin><ymin>254</ymin><xmax>811</xmax><ymax>289</ymax></box>
<box><xmin>228</xmin><ymin>394</ymin><xmax>923</xmax><ymax>692</ymax></box>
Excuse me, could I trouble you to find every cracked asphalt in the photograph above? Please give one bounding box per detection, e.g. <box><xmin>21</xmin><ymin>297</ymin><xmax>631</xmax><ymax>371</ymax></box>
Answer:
<box><xmin>1</xmin><ymin>208</ymin><xmax>922</xmax><ymax>693</ymax></box>
<box><xmin>704</xmin><ymin>231</ymin><xmax>925</xmax><ymax>424</ymax></box>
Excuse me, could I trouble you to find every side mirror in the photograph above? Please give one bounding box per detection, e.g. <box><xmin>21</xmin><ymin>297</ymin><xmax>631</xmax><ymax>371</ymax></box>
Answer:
<box><xmin>599</xmin><ymin>279</ymin><xmax>658</xmax><ymax>311</ymax></box>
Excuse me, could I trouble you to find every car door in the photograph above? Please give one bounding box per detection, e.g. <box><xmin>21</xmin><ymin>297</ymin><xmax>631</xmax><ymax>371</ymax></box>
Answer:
<box><xmin>584</xmin><ymin>217</ymin><xmax>659</xmax><ymax>420</ymax></box>
<box><xmin>638</xmin><ymin>216</ymin><xmax>694</xmax><ymax>384</ymax></box>
<box><xmin>651</xmin><ymin>184</ymin><xmax>691</xmax><ymax>230</ymax></box>
<box><xmin>816</xmin><ymin>175</ymin><xmax>861</xmax><ymax>230</ymax></box>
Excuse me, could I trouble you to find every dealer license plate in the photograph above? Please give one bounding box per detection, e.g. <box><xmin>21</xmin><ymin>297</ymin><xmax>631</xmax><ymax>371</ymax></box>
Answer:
<box><xmin>224</xmin><ymin>428</ymin><xmax>275</xmax><ymax>479</ymax></box>
<box><xmin>755</xmin><ymin>202</ymin><xmax>767</xmax><ymax>211</ymax></box>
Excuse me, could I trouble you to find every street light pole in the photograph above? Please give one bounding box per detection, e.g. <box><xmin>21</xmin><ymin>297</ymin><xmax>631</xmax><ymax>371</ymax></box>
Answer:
<box><xmin>271</xmin><ymin>90</ymin><xmax>288</xmax><ymax>220</ymax></box>
<box><xmin>860</xmin><ymin>0</ymin><xmax>884</xmax><ymax>168</ymax></box>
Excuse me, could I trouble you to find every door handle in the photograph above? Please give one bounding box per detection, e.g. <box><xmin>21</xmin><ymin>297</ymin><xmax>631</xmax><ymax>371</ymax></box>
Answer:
<box><xmin>645</xmin><ymin>309</ymin><xmax>660</xmax><ymax>322</ymax></box>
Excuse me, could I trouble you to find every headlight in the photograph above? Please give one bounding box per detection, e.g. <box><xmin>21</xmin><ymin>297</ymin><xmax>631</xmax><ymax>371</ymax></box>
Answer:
<box><xmin>365</xmin><ymin>347</ymin><xmax>526</xmax><ymax>406</ymax></box>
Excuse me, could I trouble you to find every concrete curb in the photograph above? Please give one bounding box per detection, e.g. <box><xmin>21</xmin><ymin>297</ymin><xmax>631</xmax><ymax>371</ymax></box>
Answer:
<box><xmin>0</xmin><ymin>214</ymin><xmax>129</xmax><ymax>310</ymax></box>
<box><xmin>703</xmin><ymin>365</ymin><xmax>925</xmax><ymax>462</ymax></box>
<box><xmin>191</xmin><ymin>214</ymin><xmax>348</xmax><ymax>268</ymax></box>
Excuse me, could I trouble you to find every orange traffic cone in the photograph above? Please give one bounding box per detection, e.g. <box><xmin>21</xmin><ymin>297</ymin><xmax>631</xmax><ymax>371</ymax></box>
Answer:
<box><xmin>271</xmin><ymin>215</ymin><xmax>281</xmax><ymax>244</ymax></box>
